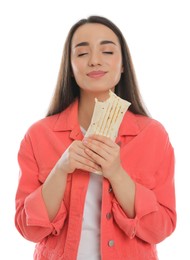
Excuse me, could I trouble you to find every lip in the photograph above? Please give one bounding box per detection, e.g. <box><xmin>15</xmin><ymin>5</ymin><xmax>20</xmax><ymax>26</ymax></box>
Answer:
<box><xmin>87</xmin><ymin>70</ymin><xmax>107</xmax><ymax>78</ymax></box>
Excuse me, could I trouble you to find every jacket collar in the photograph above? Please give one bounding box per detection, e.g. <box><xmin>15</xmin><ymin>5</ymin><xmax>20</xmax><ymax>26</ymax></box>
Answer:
<box><xmin>53</xmin><ymin>98</ymin><xmax>144</xmax><ymax>139</ymax></box>
<box><xmin>53</xmin><ymin>99</ymin><xmax>83</xmax><ymax>140</ymax></box>
<box><xmin>119</xmin><ymin>111</ymin><xmax>141</xmax><ymax>136</ymax></box>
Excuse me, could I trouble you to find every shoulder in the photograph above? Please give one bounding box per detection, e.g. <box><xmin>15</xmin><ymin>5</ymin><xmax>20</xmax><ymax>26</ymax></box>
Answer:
<box><xmin>17</xmin><ymin>113</ymin><xmax>61</xmax><ymax>152</ymax></box>
<box><xmin>135</xmin><ymin>113</ymin><xmax>167</xmax><ymax>134</ymax></box>
<box><xmin>122</xmin><ymin>112</ymin><xmax>174</xmax><ymax>157</ymax></box>
<box><xmin>26</xmin><ymin>113</ymin><xmax>60</xmax><ymax>136</ymax></box>
<box><xmin>122</xmin><ymin>111</ymin><xmax>170</xmax><ymax>142</ymax></box>
<box><xmin>23</xmin><ymin>100</ymin><xmax>79</xmax><ymax>140</ymax></box>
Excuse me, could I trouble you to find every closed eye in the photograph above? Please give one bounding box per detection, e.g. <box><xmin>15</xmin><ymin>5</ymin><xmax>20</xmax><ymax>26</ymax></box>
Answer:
<box><xmin>103</xmin><ymin>51</ymin><xmax>113</xmax><ymax>54</ymax></box>
<box><xmin>78</xmin><ymin>53</ymin><xmax>88</xmax><ymax>57</ymax></box>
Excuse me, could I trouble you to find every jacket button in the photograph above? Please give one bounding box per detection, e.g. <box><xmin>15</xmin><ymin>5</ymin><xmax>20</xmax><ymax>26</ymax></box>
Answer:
<box><xmin>106</xmin><ymin>212</ymin><xmax>112</xmax><ymax>220</ymax></box>
<box><xmin>108</xmin><ymin>240</ymin><xmax>114</xmax><ymax>247</ymax></box>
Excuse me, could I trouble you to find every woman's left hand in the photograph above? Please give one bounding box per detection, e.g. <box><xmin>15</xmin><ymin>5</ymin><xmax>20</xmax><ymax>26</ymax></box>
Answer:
<box><xmin>83</xmin><ymin>135</ymin><xmax>122</xmax><ymax>180</ymax></box>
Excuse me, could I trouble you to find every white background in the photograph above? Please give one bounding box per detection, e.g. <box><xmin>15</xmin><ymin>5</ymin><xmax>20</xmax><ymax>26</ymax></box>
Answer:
<box><xmin>0</xmin><ymin>0</ymin><xmax>189</xmax><ymax>259</ymax></box>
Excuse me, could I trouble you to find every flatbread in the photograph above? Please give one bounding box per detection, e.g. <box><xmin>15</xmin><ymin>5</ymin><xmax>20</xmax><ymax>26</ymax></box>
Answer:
<box><xmin>85</xmin><ymin>90</ymin><xmax>131</xmax><ymax>141</ymax></box>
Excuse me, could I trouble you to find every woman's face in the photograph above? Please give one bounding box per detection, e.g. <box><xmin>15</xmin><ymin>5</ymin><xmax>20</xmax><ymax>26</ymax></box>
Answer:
<box><xmin>71</xmin><ymin>23</ymin><xmax>123</xmax><ymax>95</ymax></box>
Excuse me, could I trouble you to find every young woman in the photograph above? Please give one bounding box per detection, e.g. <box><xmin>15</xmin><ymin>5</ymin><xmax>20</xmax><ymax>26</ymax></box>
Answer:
<box><xmin>15</xmin><ymin>16</ymin><xmax>176</xmax><ymax>259</ymax></box>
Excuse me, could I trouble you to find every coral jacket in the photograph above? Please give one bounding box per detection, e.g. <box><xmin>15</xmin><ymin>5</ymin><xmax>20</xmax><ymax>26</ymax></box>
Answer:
<box><xmin>15</xmin><ymin>99</ymin><xmax>176</xmax><ymax>260</ymax></box>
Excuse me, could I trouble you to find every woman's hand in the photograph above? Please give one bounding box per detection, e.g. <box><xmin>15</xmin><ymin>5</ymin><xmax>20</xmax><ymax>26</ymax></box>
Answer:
<box><xmin>83</xmin><ymin>135</ymin><xmax>136</xmax><ymax>218</ymax></box>
<box><xmin>83</xmin><ymin>135</ymin><xmax>123</xmax><ymax>179</ymax></box>
<box><xmin>56</xmin><ymin>140</ymin><xmax>101</xmax><ymax>175</ymax></box>
<box><xmin>42</xmin><ymin>139</ymin><xmax>101</xmax><ymax>221</ymax></box>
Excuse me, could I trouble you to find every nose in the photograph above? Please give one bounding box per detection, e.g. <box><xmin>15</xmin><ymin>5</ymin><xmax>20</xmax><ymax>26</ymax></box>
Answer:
<box><xmin>88</xmin><ymin>51</ymin><xmax>101</xmax><ymax>67</ymax></box>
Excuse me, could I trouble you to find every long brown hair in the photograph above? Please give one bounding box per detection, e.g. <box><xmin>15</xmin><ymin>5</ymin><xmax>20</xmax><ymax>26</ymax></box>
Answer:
<box><xmin>46</xmin><ymin>16</ymin><xmax>149</xmax><ymax>117</ymax></box>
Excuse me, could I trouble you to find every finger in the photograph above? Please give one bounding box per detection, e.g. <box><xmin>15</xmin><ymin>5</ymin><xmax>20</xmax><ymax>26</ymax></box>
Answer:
<box><xmin>71</xmin><ymin>152</ymin><xmax>101</xmax><ymax>172</ymax></box>
<box><xmin>70</xmin><ymin>142</ymin><xmax>97</xmax><ymax>163</ymax></box>
<box><xmin>83</xmin><ymin>138</ymin><xmax>112</xmax><ymax>158</ymax></box>
<box><xmin>86</xmin><ymin>134</ymin><xmax>116</xmax><ymax>147</ymax></box>
<box><xmin>76</xmin><ymin>161</ymin><xmax>102</xmax><ymax>173</ymax></box>
<box><xmin>84</xmin><ymin>147</ymin><xmax>106</xmax><ymax>167</ymax></box>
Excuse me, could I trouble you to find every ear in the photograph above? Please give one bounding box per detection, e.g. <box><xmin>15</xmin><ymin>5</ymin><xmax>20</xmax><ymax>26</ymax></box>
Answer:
<box><xmin>121</xmin><ymin>65</ymin><xmax>124</xmax><ymax>73</ymax></box>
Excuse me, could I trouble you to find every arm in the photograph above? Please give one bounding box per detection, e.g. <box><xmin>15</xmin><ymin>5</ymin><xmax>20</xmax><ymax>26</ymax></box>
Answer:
<box><xmin>15</xmin><ymin>132</ymin><xmax>101</xmax><ymax>242</ymax></box>
<box><xmin>83</xmin><ymin>132</ymin><xmax>176</xmax><ymax>244</ymax></box>
<box><xmin>42</xmin><ymin>141</ymin><xmax>101</xmax><ymax>221</ymax></box>
<box><xmin>83</xmin><ymin>135</ymin><xmax>136</xmax><ymax>218</ymax></box>
<box><xmin>15</xmin><ymin>133</ymin><xmax>68</xmax><ymax>242</ymax></box>
<box><xmin>112</xmin><ymin>139</ymin><xmax>176</xmax><ymax>243</ymax></box>
<box><xmin>108</xmin><ymin>167</ymin><xmax>136</xmax><ymax>218</ymax></box>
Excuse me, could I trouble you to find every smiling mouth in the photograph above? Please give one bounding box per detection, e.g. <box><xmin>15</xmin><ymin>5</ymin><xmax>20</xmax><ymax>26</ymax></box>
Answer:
<box><xmin>87</xmin><ymin>70</ymin><xmax>107</xmax><ymax>78</ymax></box>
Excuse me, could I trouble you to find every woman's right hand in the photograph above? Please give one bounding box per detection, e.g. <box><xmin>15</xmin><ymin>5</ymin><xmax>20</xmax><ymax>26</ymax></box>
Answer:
<box><xmin>56</xmin><ymin>140</ymin><xmax>102</xmax><ymax>175</ymax></box>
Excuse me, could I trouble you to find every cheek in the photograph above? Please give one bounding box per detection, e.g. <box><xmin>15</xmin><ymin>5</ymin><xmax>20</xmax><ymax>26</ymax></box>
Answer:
<box><xmin>71</xmin><ymin>60</ymin><xmax>85</xmax><ymax>76</ymax></box>
<box><xmin>111</xmin><ymin>61</ymin><xmax>123</xmax><ymax>83</ymax></box>
<box><xmin>111</xmin><ymin>55</ymin><xmax>122</xmax><ymax>70</ymax></box>
<box><xmin>113</xmin><ymin>60</ymin><xmax>123</xmax><ymax>75</ymax></box>
<box><xmin>71</xmin><ymin>60</ymin><xmax>78</xmax><ymax>73</ymax></box>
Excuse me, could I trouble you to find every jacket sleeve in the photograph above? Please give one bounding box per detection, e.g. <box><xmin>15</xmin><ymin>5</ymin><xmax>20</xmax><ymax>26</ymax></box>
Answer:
<box><xmin>112</xmin><ymin>126</ymin><xmax>176</xmax><ymax>244</ymax></box>
<box><xmin>15</xmin><ymin>132</ymin><xmax>68</xmax><ymax>243</ymax></box>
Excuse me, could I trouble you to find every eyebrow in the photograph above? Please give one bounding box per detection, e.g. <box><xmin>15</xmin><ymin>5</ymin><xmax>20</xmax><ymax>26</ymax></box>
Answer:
<box><xmin>74</xmin><ymin>40</ymin><xmax>116</xmax><ymax>48</ymax></box>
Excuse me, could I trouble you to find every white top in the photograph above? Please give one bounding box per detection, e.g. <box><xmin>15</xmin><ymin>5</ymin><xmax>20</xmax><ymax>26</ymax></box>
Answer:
<box><xmin>77</xmin><ymin>128</ymin><xmax>103</xmax><ymax>260</ymax></box>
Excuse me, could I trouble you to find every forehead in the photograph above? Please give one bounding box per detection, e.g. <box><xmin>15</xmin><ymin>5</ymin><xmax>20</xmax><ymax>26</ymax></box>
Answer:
<box><xmin>71</xmin><ymin>23</ymin><xmax>120</xmax><ymax>46</ymax></box>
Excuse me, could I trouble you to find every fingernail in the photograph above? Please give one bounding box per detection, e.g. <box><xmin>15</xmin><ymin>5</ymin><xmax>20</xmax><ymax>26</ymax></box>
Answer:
<box><xmin>94</xmin><ymin>171</ymin><xmax>102</xmax><ymax>175</ymax></box>
<box><xmin>83</xmin><ymin>138</ymin><xmax>88</xmax><ymax>144</ymax></box>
